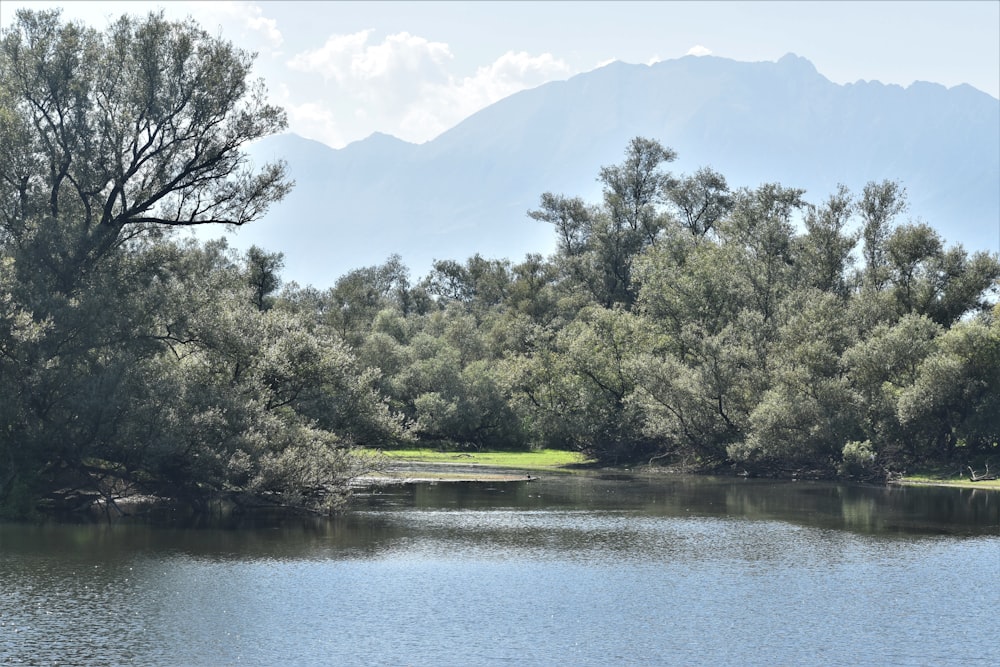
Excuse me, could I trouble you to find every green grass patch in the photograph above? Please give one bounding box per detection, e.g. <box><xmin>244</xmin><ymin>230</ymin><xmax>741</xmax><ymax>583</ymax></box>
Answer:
<box><xmin>366</xmin><ymin>448</ymin><xmax>593</xmax><ymax>471</ymax></box>
<box><xmin>896</xmin><ymin>463</ymin><xmax>1000</xmax><ymax>491</ymax></box>
<box><xmin>896</xmin><ymin>475</ymin><xmax>1000</xmax><ymax>491</ymax></box>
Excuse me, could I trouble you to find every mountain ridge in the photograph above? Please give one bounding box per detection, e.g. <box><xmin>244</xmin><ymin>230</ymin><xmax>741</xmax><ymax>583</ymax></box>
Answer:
<box><xmin>220</xmin><ymin>54</ymin><xmax>999</xmax><ymax>288</ymax></box>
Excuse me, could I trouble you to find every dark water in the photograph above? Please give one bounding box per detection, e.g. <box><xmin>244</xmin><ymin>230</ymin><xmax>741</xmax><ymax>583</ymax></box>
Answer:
<box><xmin>1</xmin><ymin>474</ymin><xmax>998</xmax><ymax>666</ymax></box>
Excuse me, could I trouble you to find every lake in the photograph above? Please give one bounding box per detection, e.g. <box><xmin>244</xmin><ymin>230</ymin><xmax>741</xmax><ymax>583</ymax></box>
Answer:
<box><xmin>1</xmin><ymin>473</ymin><xmax>998</xmax><ymax>666</ymax></box>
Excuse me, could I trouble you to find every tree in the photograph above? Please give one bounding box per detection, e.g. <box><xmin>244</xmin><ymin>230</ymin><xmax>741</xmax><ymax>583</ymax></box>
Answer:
<box><xmin>528</xmin><ymin>193</ymin><xmax>591</xmax><ymax>257</ymax></box>
<box><xmin>666</xmin><ymin>166</ymin><xmax>733</xmax><ymax>238</ymax></box>
<box><xmin>794</xmin><ymin>185</ymin><xmax>858</xmax><ymax>296</ymax></box>
<box><xmin>728</xmin><ymin>290</ymin><xmax>862</xmax><ymax>472</ymax></box>
<box><xmin>422</xmin><ymin>254</ymin><xmax>511</xmax><ymax>316</ymax></box>
<box><xmin>718</xmin><ymin>183</ymin><xmax>804</xmax><ymax>326</ymax></box>
<box><xmin>635</xmin><ymin>231</ymin><xmax>743</xmax><ymax>353</ymax></box>
<box><xmin>324</xmin><ymin>256</ymin><xmax>412</xmax><ymax>345</ymax></box>
<box><xmin>841</xmin><ymin>313</ymin><xmax>942</xmax><ymax>462</ymax></box>
<box><xmin>0</xmin><ymin>10</ymin><xmax>314</xmax><ymax>514</ymax></box>
<box><xmin>896</xmin><ymin>316</ymin><xmax>1000</xmax><ymax>461</ymax></box>
<box><xmin>245</xmin><ymin>245</ymin><xmax>284</xmax><ymax>311</ymax></box>
<box><xmin>859</xmin><ymin>180</ymin><xmax>907</xmax><ymax>291</ymax></box>
<box><xmin>506</xmin><ymin>253</ymin><xmax>559</xmax><ymax>323</ymax></box>
<box><xmin>883</xmin><ymin>224</ymin><xmax>1000</xmax><ymax>325</ymax></box>
<box><xmin>599</xmin><ymin>137</ymin><xmax>678</xmax><ymax>246</ymax></box>
<box><xmin>541</xmin><ymin>306</ymin><xmax>652</xmax><ymax>461</ymax></box>
<box><xmin>0</xmin><ymin>10</ymin><xmax>290</xmax><ymax>294</ymax></box>
<box><xmin>592</xmin><ymin>138</ymin><xmax>677</xmax><ymax>306</ymax></box>
<box><xmin>530</xmin><ymin>137</ymin><xmax>678</xmax><ymax>307</ymax></box>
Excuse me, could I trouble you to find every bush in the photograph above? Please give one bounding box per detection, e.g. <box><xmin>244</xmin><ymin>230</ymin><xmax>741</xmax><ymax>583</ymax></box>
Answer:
<box><xmin>838</xmin><ymin>440</ymin><xmax>879</xmax><ymax>479</ymax></box>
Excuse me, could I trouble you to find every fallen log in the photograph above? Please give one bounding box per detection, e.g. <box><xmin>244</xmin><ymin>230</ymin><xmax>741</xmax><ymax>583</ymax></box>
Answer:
<box><xmin>967</xmin><ymin>464</ymin><xmax>997</xmax><ymax>482</ymax></box>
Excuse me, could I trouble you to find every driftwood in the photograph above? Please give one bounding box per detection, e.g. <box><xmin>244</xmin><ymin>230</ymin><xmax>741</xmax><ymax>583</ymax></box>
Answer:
<box><xmin>967</xmin><ymin>463</ymin><xmax>997</xmax><ymax>482</ymax></box>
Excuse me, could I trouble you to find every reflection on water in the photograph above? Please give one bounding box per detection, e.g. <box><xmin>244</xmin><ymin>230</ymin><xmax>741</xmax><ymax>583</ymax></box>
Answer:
<box><xmin>1</xmin><ymin>474</ymin><xmax>998</xmax><ymax>666</ymax></box>
<box><xmin>368</xmin><ymin>473</ymin><xmax>1000</xmax><ymax>536</ymax></box>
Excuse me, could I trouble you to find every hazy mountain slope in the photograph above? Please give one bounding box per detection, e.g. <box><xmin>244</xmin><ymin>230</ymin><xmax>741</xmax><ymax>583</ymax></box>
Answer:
<box><xmin>217</xmin><ymin>54</ymin><xmax>999</xmax><ymax>288</ymax></box>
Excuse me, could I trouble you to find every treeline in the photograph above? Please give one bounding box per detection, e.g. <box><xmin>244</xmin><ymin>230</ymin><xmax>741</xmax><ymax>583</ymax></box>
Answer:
<box><xmin>1</xmin><ymin>11</ymin><xmax>998</xmax><ymax>518</ymax></box>
<box><xmin>292</xmin><ymin>136</ymin><xmax>1000</xmax><ymax>479</ymax></box>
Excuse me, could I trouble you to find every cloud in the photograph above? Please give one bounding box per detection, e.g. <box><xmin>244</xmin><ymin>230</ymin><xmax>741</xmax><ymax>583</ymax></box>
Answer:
<box><xmin>354</xmin><ymin>31</ymin><xmax>453</xmax><ymax>81</ymax></box>
<box><xmin>686</xmin><ymin>45</ymin><xmax>713</xmax><ymax>57</ymax></box>
<box><xmin>241</xmin><ymin>4</ymin><xmax>282</xmax><ymax>49</ymax></box>
<box><xmin>286</xmin><ymin>101</ymin><xmax>346</xmax><ymax>147</ymax></box>
<box><xmin>285</xmin><ymin>32</ymin><xmax>571</xmax><ymax>145</ymax></box>
<box><xmin>455</xmin><ymin>51</ymin><xmax>571</xmax><ymax>109</ymax></box>
<box><xmin>198</xmin><ymin>2</ymin><xmax>283</xmax><ymax>51</ymax></box>
<box><xmin>288</xmin><ymin>30</ymin><xmax>452</xmax><ymax>85</ymax></box>
<box><xmin>263</xmin><ymin>82</ymin><xmax>348</xmax><ymax>148</ymax></box>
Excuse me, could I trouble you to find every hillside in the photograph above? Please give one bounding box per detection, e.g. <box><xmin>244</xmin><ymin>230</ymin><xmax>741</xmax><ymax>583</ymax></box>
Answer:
<box><xmin>218</xmin><ymin>54</ymin><xmax>999</xmax><ymax>287</ymax></box>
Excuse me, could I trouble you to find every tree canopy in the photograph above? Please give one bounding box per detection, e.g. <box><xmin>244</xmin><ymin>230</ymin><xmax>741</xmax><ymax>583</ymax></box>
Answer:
<box><xmin>0</xmin><ymin>10</ymin><xmax>398</xmax><ymax>518</ymax></box>
<box><xmin>309</xmin><ymin>138</ymin><xmax>999</xmax><ymax>477</ymax></box>
<box><xmin>2</xmin><ymin>10</ymin><xmax>998</xmax><ymax>519</ymax></box>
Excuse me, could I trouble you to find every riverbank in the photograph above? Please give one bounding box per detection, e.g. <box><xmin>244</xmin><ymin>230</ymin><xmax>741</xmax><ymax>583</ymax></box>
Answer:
<box><xmin>891</xmin><ymin>475</ymin><xmax>1000</xmax><ymax>491</ymax></box>
<box><xmin>361</xmin><ymin>449</ymin><xmax>1000</xmax><ymax>491</ymax></box>
<box><xmin>357</xmin><ymin>448</ymin><xmax>593</xmax><ymax>484</ymax></box>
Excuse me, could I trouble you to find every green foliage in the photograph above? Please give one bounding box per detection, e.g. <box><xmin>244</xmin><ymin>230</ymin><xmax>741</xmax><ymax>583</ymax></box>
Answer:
<box><xmin>521</xmin><ymin>141</ymin><xmax>996</xmax><ymax>471</ymax></box>
<box><xmin>895</xmin><ymin>317</ymin><xmax>1000</xmax><ymax>459</ymax></box>
<box><xmin>0</xmin><ymin>10</ymin><xmax>395</xmax><ymax>515</ymax></box>
<box><xmin>515</xmin><ymin>141</ymin><xmax>998</xmax><ymax>472</ymax></box>
<box><xmin>516</xmin><ymin>306</ymin><xmax>654</xmax><ymax>461</ymax></box>
<box><xmin>531</xmin><ymin>137</ymin><xmax>678</xmax><ymax>307</ymax></box>
<box><xmin>794</xmin><ymin>185</ymin><xmax>858</xmax><ymax>296</ymax></box>
<box><xmin>727</xmin><ymin>289</ymin><xmax>863</xmax><ymax>471</ymax></box>
<box><xmin>859</xmin><ymin>180</ymin><xmax>908</xmax><ymax>291</ymax></box>
<box><xmin>838</xmin><ymin>440</ymin><xmax>879</xmax><ymax>479</ymax></box>
<box><xmin>246</xmin><ymin>246</ymin><xmax>284</xmax><ymax>311</ymax></box>
<box><xmin>4</xmin><ymin>17</ymin><xmax>997</xmax><ymax>521</ymax></box>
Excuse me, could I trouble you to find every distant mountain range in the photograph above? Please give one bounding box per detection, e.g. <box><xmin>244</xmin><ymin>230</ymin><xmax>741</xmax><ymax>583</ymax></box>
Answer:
<box><xmin>213</xmin><ymin>53</ymin><xmax>999</xmax><ymax>288</ymax></box>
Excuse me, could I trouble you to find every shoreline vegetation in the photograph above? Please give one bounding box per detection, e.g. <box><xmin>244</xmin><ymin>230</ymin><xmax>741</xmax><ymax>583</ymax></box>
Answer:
<box><xmin>2</xmin><ymin>10</ymin><xmax>998</xmax><ymax>520</ymax></box>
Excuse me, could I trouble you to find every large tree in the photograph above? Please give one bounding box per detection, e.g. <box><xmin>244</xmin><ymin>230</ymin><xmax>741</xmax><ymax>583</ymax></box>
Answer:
<box><xmin>0</xmin><ymin>10</ymin><xmax>379</xmax><ymax>516</ymax></box>
<box><xmin>0</xmin><ymin>9</ymin><xmax>289</xmax><ymax>290</ymax></box>
<box><xmin>531</xmin><ymin>137</ymin><xmax>678</xmax><ymax>307</ymax></box>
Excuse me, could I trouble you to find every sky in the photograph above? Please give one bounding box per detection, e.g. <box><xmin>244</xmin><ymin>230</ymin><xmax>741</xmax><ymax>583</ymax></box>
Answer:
<box><xmin>2</xmin><ymin>1</ymin><xmax>998</xmax><ymax>149</ymax></box>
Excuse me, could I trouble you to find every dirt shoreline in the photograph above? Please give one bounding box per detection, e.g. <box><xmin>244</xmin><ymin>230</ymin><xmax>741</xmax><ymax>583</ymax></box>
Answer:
<box><xmin>356</xmin><ymin>461</ymin><xmax>551</xmax><ymax>486</ymax></box>
<box><xmin>358</xmin><ymin>460</ymin><xmax>1000</xmax><ymax>491</ymax></box>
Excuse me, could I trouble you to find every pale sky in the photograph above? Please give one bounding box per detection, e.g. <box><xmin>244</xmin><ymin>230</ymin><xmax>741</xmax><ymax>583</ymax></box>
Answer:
<box><xmin>2</xmin><ymin>1</ymin><xmax>998</xmax><ymax>148</ymax></box>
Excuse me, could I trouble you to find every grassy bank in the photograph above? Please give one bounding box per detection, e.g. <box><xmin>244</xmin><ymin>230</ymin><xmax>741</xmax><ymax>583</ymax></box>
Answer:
<box><xmin>369</xmin><ymin>448</ymin><xmax>593</xmax><ymax>472</ymax></box>
<box><xmin>894</xmin><ymin>475</ymin><xmax>1000</xmax><ymax>491</ymax></box>
<box><xmin>362</xmin><ymin>449</ymin><xmax>1000</xmax><ymax>490</ymax></box>
<box><xmin>892</xmin><ymin>463</ymin><xmax>1000</xmax><ymax>490</ymax></box>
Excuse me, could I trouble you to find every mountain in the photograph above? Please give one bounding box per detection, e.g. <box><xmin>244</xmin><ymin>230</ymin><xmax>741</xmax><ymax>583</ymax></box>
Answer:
<box><xmin>215</xmin><ymin>54</ymin><xmax>999</xmax><ymax>288</ymax></box>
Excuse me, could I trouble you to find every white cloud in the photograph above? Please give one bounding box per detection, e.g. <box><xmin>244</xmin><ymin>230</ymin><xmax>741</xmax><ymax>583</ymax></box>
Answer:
<box><xmin>353</xmin><ymin>31</ymin><xmax>453</xmax><ymax>80</ymax></box>
<box><xmin>287</xmin><ymin>30</ymin><xmax>371</xmax><ymax>81</ymax></box>
<box><xmin>197</xmin><ymin>2</ymin><xmax>283</xmax><ymax>52</ymax></box>
<box><xmin>387</xmin><ymin>50</ymin><xmax>569</xmax><ymax>141</ymax></box>
<box><xmin>288</xmin><ymin>30</ymin><xmax>452</xmax><ymax>85</ymax></box>
<box><xmin>264</xmin><ymin>83</ymin><xmax>344</xmax><ymax>148</ymax></box>
<box><xmin>286</xmin><ymin>101</ymin><xmax>345</xmax><ymax>146</ymax></box>
<box><xmin>285</xmin><ymin>32</ymin><xmax>572</xmax><ymax>145</ymax></box>
<box><xmin>241</xmin><ymin>4</ymin><xmax>282</xmax><ymax>49</ymax></box>
<box><xmin>686</xmin><ymin>45</ymin><xmax>713</xmax><ymax>57</ymax></box>
<box><xmin>459</xmin><ymin>51</ymin><xmax>571</xmax><ymax>108</ymax></box>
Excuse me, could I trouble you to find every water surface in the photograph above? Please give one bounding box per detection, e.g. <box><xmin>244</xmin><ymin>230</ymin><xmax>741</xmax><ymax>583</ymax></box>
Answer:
<box><xmin>2</xmin><ymin>474</ymin><xmax>998</xmax><ymax>666</ymax></box>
